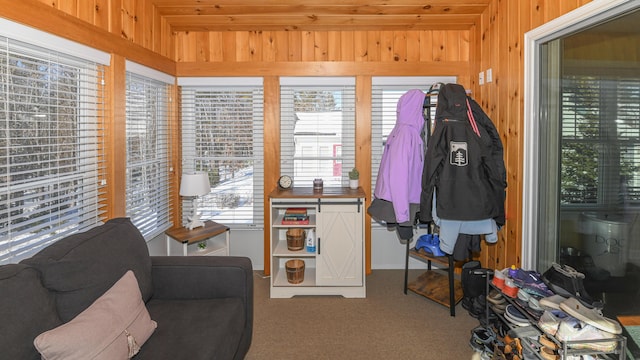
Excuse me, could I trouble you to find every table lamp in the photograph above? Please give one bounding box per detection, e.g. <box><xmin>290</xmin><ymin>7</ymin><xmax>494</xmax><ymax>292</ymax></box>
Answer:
<box><xmin>180</xmin><ymin>172</ymin><xmax>211</xmax><ymax>230</ymax></box>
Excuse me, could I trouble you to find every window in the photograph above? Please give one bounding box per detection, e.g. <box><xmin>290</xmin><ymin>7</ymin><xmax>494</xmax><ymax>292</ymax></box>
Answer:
<box><xmin>180</xmin><ymin>78</ymin><xmax>264</xmax><ymax>226</ymax></box>
<box><xmin>280</xmin><ymin>77</ymin><xmax>355</xmax><ymax>186</ymax></box>
<box><xmin>561</xmin><ymin>76</ymin><xmax>640</xmax><ymax>206</ymax></box>
<box><xmin>0</xmin><ymin>21</ymin><xmax>109</xmax><ymax>263</ymax></box>
<box><xmin>125</xmin><ymin>62</ymin><xmax>174</xmax><ymax>239</ymax></box>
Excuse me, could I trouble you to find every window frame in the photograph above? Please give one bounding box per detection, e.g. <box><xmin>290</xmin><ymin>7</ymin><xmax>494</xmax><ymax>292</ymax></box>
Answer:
<box><xmin>280</xmin><ymin>77</ymin><xmax>356</xmax><ymax>187</ymax></box>
<box><xmin>559</xmin><ymin>75</ymin><xmax>640</xmax><ymax>208</ymax></box>
<box><xmin>0</xmin><ymin>20</ymin><xmax>109</xmax><ymax>264</ymax></box>
<box><xmin>179</xmin><ymin>77</ymin><xmax>264</xmax><ymax>228</ymax></box>
<box><xmin>125</xmin><ymin>61</ymin><xmax>175</xmax><ymax>240</ymax></box>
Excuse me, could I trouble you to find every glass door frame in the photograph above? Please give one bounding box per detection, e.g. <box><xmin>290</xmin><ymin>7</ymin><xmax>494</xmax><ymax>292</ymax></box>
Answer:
<box><xmin>522</xmin><ymin>0</ymin><xmax>640</xmax><ymax>270</ymax></box>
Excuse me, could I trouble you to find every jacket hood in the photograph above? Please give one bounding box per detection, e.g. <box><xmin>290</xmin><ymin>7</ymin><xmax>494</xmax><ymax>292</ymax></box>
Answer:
<box><xmin>435</xmin><ymin>83</ymin><xmax>468</xmax><ymax>121</ymax></box>
<box><xmin>396</xmin><ymin>89</ymin><xmax>426</xmax><ymax>132</ymax></box>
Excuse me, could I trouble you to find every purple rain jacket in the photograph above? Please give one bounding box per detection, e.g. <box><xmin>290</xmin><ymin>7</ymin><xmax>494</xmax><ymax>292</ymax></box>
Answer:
<box><xmin>373</xmin><ymin>89</ymin><xmax>426</xmax><ymax>224</ymax></box>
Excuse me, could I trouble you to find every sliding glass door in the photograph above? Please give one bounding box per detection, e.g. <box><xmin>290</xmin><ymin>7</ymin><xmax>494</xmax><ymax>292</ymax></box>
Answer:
<box><xmin>526</xmin><ymin>1</ymin><xmax>640</xmax><ymax>318</ymax></box>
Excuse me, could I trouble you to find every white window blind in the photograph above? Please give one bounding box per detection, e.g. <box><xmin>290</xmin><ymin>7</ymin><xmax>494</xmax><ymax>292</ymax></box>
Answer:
<box><xmin>280</xmin><ymin>77</ymin><xmax>356</xmax><ymax>187</ymax></box>
<box><xmin>561</xmin><ymin>75</ymin><xmax>640</xmax><ymax>205</ymax></box>
<box><xmin>125</xmin><ymin>64</ymin><xmax>173</xmax><ymax>239</ymax></box>
<box><xmin>0</xmin><ymin>36</ymin><xmax>107</xmax><ymax>263</ymax></box>
<box><xmin>180</xmin><ymin>78</ymin><xmax>264</xmax><ymax>226</ymax></box>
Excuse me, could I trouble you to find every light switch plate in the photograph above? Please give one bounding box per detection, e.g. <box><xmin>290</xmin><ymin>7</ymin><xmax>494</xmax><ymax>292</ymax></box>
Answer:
<box><xmin>486</xmin><ymin>68</ymin><xmax>493</xmax><ymax>83</ymax></box>
<box><xmin>479</xmin><ymin>71</ymin><xmax>484</xmax><ymax>85</ymax></box>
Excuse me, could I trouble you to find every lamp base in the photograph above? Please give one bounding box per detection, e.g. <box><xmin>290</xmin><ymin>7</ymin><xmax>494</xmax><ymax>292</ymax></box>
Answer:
<box><xmin>186</xmin><ymin>214</ymin><xmax>205</xmax><ymax>231</ymax></box>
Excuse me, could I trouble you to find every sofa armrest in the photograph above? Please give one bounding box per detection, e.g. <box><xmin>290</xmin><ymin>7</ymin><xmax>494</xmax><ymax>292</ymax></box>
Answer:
<box><xmin>149</xmin><ymin>256</ymin><xmax>253</xmax><ymax>359</ymax></box>
<box><xmin>150</xmin><ymin>256</ymin><xmax>253</xmax><ymax>302</ymax></box>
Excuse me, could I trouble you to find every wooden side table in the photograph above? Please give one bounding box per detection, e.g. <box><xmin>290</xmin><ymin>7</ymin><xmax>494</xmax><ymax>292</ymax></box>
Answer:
<box><xmin>165</xmin><ymin>220</ymin><xmax>230</xmax><ymax>256</ymax></box>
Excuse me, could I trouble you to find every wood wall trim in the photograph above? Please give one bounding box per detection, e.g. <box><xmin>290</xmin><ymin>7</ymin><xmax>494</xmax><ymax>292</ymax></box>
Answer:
<box><xmin>176</xmin><ymin>61</ymin><xmax>470</xmax><ymax>77</ymax></box>
<box><xmin>263</xmin><ymin>76</ymin><xmax>281</xmax><ymax>276</ymax></box>
<box><xmin>0</xmin><ymin>0</ymin><xmax>175</xmax><ymax>75</ymax></box>
<box><xmin>109</xmin><ymin>54</ymin><xmax>127</xmax><ymax>218</ymax></box>
<box><xmin>356</xmin><ymin>75</ymin><xmax>373</xmax><ymax>275</ymax></box>
<box><xmin>169</xmin><ymin>85</ymin><xmax>182</xmax><ymax>228</ymax></box>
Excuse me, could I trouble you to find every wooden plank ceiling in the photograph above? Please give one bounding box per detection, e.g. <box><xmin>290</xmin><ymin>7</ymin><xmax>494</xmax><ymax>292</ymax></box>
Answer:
<box><xmin>150</xmin><ymin>0</ymin><xmax>491</xmax><ymax>31</ymax></box>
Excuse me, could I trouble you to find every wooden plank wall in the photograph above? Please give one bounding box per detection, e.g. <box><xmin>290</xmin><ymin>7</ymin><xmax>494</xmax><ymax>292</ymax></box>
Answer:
<box><xmin>34</xmin><ymin>0</ymin><xmax>174</xmax><ymax>60</ymax></box>
<box><xmin>475</xmin><ymin>0</ymin><xmax>592</xmax><ymax>271</ymax></box>
<box><xmin>172</xmin><ymin>30</ymin><xmax>471</xmax><ymax>64</ymax></box>
<box><xmin>172</xmin><ymin>29</ymin><xmax>474</xmax><ymax>275</ymax></box>
<box><xmin>3</xmin><ymin>0</ymin><xmax>598</xmax><ymax>274</ymax></box>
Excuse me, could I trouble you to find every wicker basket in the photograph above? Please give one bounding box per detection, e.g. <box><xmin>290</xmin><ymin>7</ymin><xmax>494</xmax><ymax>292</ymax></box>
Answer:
<box><xmin>286</xmin><ymin>228</ymin><xmax>305</xmax><ymax>251</ymax></box>
<box><xmin>285</xmin><ymin>259</ymin><xmax>305</xmax><ymax>284</ymax></box>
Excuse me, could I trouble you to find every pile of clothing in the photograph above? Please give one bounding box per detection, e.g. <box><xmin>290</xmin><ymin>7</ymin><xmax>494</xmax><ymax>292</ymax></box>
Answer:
<box><xmin>368</xmin><ymin>83</ymin><xmax>507</xmax><ymax>261</ymax></box>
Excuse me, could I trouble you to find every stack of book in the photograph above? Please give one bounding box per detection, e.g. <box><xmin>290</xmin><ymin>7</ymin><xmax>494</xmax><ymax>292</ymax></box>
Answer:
<box><xmin>281</xmin><ymin>208</ymin><xmax>309</xmax><ymax>225</ymax></box>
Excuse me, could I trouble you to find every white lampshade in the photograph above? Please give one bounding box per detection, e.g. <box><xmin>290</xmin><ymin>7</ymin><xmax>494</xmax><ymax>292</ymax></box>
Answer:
<box><xmin>179</xmin><ymin>173</ymin><xmax>211</xmax><ymax>197</ymax></box>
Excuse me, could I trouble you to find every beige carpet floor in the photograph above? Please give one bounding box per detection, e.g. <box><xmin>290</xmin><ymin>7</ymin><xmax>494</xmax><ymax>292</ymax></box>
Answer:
<box><xmin>245</xmin><ymin>269</ymin><xmax>479</xmax><ymax>360</ymax></box>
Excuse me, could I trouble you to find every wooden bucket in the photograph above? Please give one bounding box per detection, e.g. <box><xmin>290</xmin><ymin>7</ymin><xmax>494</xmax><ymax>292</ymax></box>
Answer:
<box><xmin>286</xmin><ymin>228</ymin><xmax>305</xmax><ymax>251</ymax></box>
<box><xmin>285</xmin><ymin>259</ymin><xmax>305</xmax><ymax>284</ymax></box>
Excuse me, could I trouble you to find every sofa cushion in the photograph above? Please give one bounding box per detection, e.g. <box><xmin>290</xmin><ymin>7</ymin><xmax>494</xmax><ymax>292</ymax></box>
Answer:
<box><xmin>21</xmin><ymin>217</ymin><xmax>153</xmax><ymax>322</ymax></box>
<box><xmin>0</xmin><ymin>264</ymin><xmax>61</xmax><ymax>360</ymax></box>
<box><xmin>136</xmin><ymin>297</ymin><xmax>246</xmax><ymax>360</ymax></box>
<box><xmin>34</xmin><ymin>270</ymin><xmax>157</xmax><ymax>360</ymax></box>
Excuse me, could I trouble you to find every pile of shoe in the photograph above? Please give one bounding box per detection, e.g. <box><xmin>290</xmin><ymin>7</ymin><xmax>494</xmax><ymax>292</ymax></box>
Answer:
<box><xmin>514</xmin><ymin>289</ymin><xmax>544</xmax><ymax>320</ymax></box>
<box><xmin>536</xmin><ymin>307</ymin><xmax>569</xmax><ymax>336</ymax></box>
<box><xmin>556</xmin><ymin>316</ymin><xmax>617</xmax><ymax>353</ymax></box>
<box><xmin>504</xmin><ymin>305</ymin><xmax>530</xmax><ymax>327</ymax></box>
<box><xmin>492</xmin><ymin>266</ymin><xmax>554</xmax><ymax>299</ymax></box>
<box><xmin>538</xmin><ymin>334</ymin><xmax>559</xmax><ymax>360</ymax></box>
<box><xmin>510</xmin><ymin>266</ymin><xmax>555</xmax><ymax>298</ymax></box>
<box><xmin>462</xmin><ymin>293</ymin><xmax>489</xmax><ymax>320</ymax></box>
<box><xmin>461</xmin><ymin>261</ymin><xmax>490</xmax><ymax>319</ymax></box>
<box><xmin>490</xmin><ymin>266</ymin><xmax>551</xmax><ymax>325</ymax></box>
<box><xmin>469</xmin><ymin>325</ymin><xmax>498</xmax><ymax>356</ymax></box>
<box><xmin>484</xmin><ymin>263</ymin><xmax>624</xmax><ymax>357</ymax></box>
<box><xmin>486</xmin><ymin>289</ymin><xmax>507</xmax><ymax>315</ymax></box>
<box><xmin>541</xmin><ymin>263</ymin><xmax>602</xmax><ymax>309</ymax></box>
<box><xmin>537</xmin><ymin>263</ymin><xmax>622</xmax><ymax>354</ymax></box>
<box><xmin>469</xmin><ymin>323</ymin><xmax>540</xmax><ymax>360</ymax></box>
<box><xmin>534</xmin><ymin>291</ymin><xmax>622</xmax><ymax>355</ymax></box>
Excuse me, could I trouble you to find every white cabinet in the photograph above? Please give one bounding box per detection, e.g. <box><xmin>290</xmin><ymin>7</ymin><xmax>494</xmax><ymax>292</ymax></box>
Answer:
<box><xmin>315</xmin><ymin>203</ymin><xmax>363</xmax><ymax>286</ymax></box>
<box><xmin>269</xmin><ymin>187</ymin><xmax>366</xmax><ymax>298</ymax></box>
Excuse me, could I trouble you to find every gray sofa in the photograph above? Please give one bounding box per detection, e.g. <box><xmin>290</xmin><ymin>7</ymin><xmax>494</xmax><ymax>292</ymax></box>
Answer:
<box><xmin>0</xmin><ymin>217</ymin><xmax>253</xmax><ymax>360</ymax></box>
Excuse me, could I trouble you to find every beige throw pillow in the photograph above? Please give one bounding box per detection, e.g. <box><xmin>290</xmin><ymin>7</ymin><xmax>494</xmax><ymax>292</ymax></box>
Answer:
<box><xmin>34</xmin><ymin>270</ymin><xmax>157</xmax><ymax>360</ymax></box>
